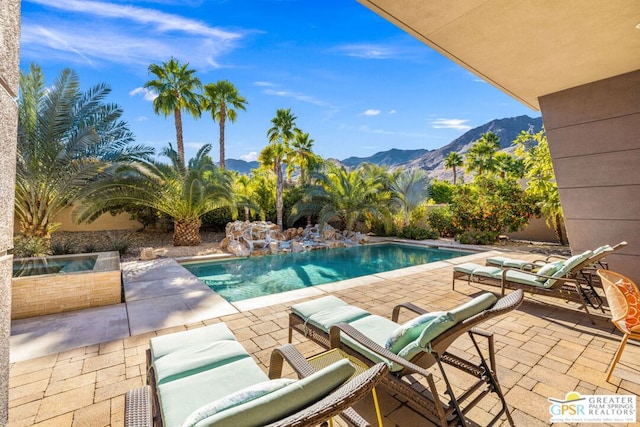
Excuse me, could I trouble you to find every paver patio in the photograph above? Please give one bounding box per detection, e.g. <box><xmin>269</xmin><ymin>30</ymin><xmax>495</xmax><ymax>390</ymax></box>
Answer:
<box><xmin>8</xmin><ymin>252</ymin><xmax>640</xmax><ymax>426</ymax></box>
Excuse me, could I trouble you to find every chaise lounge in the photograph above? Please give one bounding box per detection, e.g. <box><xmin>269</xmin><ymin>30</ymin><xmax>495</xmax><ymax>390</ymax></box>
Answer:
<box><xmin>452</xmin><ymin>249</ymin><xmax>600</xmax><ymax>322</ymax></box>
<box><xmin>288</xmin><ymin>290</ymin><xmax>524</xmax><ymax>427</ymax></box>
<box><xmin>124</xmin><ymin>322</ymin><xmax>388</xmax><ymax>427</ymax></box>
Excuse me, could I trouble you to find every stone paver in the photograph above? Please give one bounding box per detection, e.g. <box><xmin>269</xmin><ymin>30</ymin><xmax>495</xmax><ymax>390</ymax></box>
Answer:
<box><xmin>8</xmin><ymin>253</ymin><xmax>640</xmax><ymax>426</ymax></box>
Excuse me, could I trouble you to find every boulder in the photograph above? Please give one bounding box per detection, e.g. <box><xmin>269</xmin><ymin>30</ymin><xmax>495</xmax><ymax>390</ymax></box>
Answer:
<box><xmin>139</xmin><ymin>247</ymin><xmax>156</xmax><ymax>260</ymax></box>
<box><xmin>269</xmin><ymin>241</ymin><xmax>279</xmax><ymax>255</ymax></box>
<box><xmin>228</xmin><ymin>240</ymin><xmax>250</xmax><ymax>257</ymax></box>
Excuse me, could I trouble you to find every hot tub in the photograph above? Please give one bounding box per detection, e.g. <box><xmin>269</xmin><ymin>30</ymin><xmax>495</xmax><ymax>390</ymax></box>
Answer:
<box><xmin>12</xmin><ymin>251</ymin><xmax>122</xmax><ymax>319</ymax></box>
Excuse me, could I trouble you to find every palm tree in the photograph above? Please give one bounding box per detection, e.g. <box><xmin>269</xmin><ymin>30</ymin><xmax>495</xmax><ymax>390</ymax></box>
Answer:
<box><xmin>290</xmin><ymin>131</ymin><xmax>321</xmax><ymax>185</ymax></box>
<box><xmin>15</xmin><ymin>63</ymin><xmax>152</xmax><ymax>247</ymax></box>
<box><xmin>464</xmin><ymin>132</ymin><xmax>500</xmax><ymax>177</ymax></box>
<box><xmin>202</xmin><ymin>80</ymin><xmax>248</xmax><ymax>170</ymax></box>
<box><xmin>74</xmin><ymin>144</ymin><xmax>235</xmax><ymax>246</ymax></box>
<box><xmin>389</xmin><ymin>169</ymin><xmax>430</xmax><ymax>227</ymax></box>
<box><xmin>494</xmin><ymin>152</ymin><xmax>525</xmax><ymax>179</ymax></box>
<box><xmin>144</xmin><ymin>57</ymin><xmax>202</xmax><ymax>167</ymax></box>
<box><xmin>444</xmin><ymin>152</ymin><xmax>463</xmax><ymax>184</ymax></box>
<box><xmin>291</xmin><ymin>163</ymin><xmax>388</xmax><ymax>232</ymax></box>
<box><xmin>260</xmin><ymin>108</ymin><xmax>299</xmax><ymax>229</ymax></box>
<box><xmin>232</xmin><ymin>173</ymin><xmax>262</xmax><ymax>221</ymax></box>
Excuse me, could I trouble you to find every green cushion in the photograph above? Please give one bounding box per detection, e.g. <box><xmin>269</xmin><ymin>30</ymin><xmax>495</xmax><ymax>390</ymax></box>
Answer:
<box><xmin>154</xmin><ymin>340</ymin><xmax>250</xmax><ymax>385</ymax></box>
<box><xmin>181</xmin><ymin>378</ymin><xmax>296</xmax><ymax>427</ymax></box>
<box><xmin>150</xmin><ymin>323</ymin><xmax>235</xmax><ymax>361</ymax></box>
<box><xmin>191</xmin><ymin>359</ymin><xmax>355</xmax><ymax>427</ymax></box>
<box><xmin>385</xmin><ymin>311</ymin><xmax>446</xmax><ymax>354</ymax></box>
<box><xmin>454</xmin><ymin>262</ymin><xmax>482</xmax><ymax>275</ymax></box>
<box><xmin>396</xmin><ymin>312</ymin><xmax>457</xmax><ymax>359</ymax></box>
<box><xmin>535</xmin><ymin>261</ymin><xmax>563</xmax><ymax>282</ymax></box>
<box><xmin>545</xmin><ymin>250</ymin><xmax>592</xmax><ymax>288</ymax></box>
<box><xmin>592</xmin><ymin>245</ymin><xmax>612</xmax><ymax>256</ymax></box>
<box><xmin>504</xmin><ymin>270</ymin><xmax>544</xmax><ymax>287</ymax></box>
<box><xmin>158</xmin><ymin>357</ymin><xmax>270</xmax><ymax>427</ymax></box>
<box><xmin>472</xmin><ymin>266</ymin><xmax>501</xmax><ymax>278</ymax></box>
<box><xmin>340</xmin><ymin>315</ymin><xmax>404</xmax><ymax>372</ymax></box>
<box><xmin>450</xmin><ymin>293</ymin><xmax>497</xmax><ymax>323</ymax></box>
<box><xmin>485</xmin><ymin>256</ymin><xmax>509</xmax><ymax>266</ymax></box>
<box><xmin>291</xmin><ymin>296</ymin><xmax>370</xmax><ymax>331</ymax></box>
<box><xmin>502</xmin><ymin>259</ymin><xmax>532</xmax><ymax>269</ymax></box>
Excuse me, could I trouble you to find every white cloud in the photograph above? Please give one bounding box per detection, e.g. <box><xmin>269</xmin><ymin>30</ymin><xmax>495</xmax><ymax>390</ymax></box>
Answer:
<box><xmin>388</xmin><ymin>109</ymin><xmax>397</xmax><ymax>114</ymax></box>
<box><xmin>21</xmin><ymin>0</ymin><xmax>246</xmax><ymax>70</ymax></box>
<box><xmin>430</xmin><ymin>118</ymin><xmax>472</xmax><ymax>131</ymax></box>
<box><xmin>240</xmin><ymin>151</ymin><xmax>258</xmax><ymax>162</ymax></box>
<box><xmin>361</xmin><ymin>109</ymin><xmax>381</xmax><ymax>116</ymax></box>
<box><xmin>332</xmin><ymin>41</ymin><xmax>427</xmax><ymax>61</ymax></box>
<box><xmin>135</xmin><ymin>116</ymin><xmax>149</xmax><ymax>122</ymax></box>
<box><xmin>253</xmin><ymin>81</ymin><xmax>276</xmax><ymax>87</ymax></box>
<box><xmin>262</xmin><ymin>87</ymin><xmax>336</xmax><ymax>110</ymax></box>
<box><xmin>129</xmin><ymin>87</ymin><xmax>158</xmax><ymax>101</ymax></box>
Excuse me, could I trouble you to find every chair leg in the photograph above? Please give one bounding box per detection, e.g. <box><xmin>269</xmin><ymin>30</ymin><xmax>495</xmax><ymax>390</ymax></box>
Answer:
<box><xmin>606</xmin><ymin>333</ymin><xmax>630</xmax><ymax>382</ymax></box>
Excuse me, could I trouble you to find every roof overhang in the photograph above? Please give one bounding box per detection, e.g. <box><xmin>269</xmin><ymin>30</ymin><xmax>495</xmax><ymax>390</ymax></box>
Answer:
<box><xmin>357</xmin><ymin>0</ymin><xmax>640</xmax><ymax>110</ymax></box>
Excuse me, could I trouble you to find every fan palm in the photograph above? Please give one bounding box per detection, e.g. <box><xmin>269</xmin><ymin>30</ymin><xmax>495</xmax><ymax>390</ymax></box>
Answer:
<box><xmin>389</xmin><ymin>169</ymin><xmax>430</xmax><ymax>227</ymax></box>
<box><xmin>145</xmin><ymin>58</ymin><xmax>202</xmax><ymax>167</ymax></box>
<box><xmin>202</xmin><ymin>80</ymin><xmax>247</xmax><ymax>170</ymax></box>
<box><xmin>464</xmin><ymin>132</ymin><xmax>500</xmax><ymax>177</ymax></box>
<box><xmin>15</xmin><ymin>63</ymin><xmax>152</xmax><ymax>245</ymax></box>
<box><xmin>291</xmin><ymin>163</ymin><xmax>388</xmax><ymax>232</ymax></box>
<box><xmin>444</xmin><ymin>151</ymin><xmax>463</xmax><ymax>184</ymax></box>
<box><xmin>74</xmin><ymin>144</ymin><xmax>235</xmax><ymax>246</ymax></box>
<box><xmin>290</xmin><ymin>131</ymin><xmax>321</xmax><ymax>185</ymax></box>
<box><xmin>260</xmin><ymin>108</ymin><xmax>299</xmax><ymax>229</ymax></box>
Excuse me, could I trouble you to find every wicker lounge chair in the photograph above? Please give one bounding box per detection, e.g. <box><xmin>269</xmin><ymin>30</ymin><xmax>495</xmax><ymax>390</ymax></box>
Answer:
<box><xmin>124</xmin><ymin>323</ymin><xmax>388</xmax><ymax>427</ymax></box>
<box><xmin>596</xmin><ymin>269</ymin><xmax>640</xmax><ymax>382</ymax></box>
<box><xmin>453</xmin><ymin>249</ymin><xmax>600</xmax><ymax>323</ymax></box>
<box><xmin>289</xmin><ymin>290</ymin><xmax>524</xmax><ymax>427</ymax></box>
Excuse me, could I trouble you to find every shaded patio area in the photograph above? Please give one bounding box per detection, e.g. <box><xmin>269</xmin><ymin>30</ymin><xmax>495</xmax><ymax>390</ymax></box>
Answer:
<box><xmin>8</xmin><ymin>253</ymin><xmax>640</xmax><ymax>426</ymax></box>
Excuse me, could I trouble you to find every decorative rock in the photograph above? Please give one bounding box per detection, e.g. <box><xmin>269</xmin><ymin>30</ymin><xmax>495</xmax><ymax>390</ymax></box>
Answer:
<box><xmin>220</xmin><ymin>236</ymin><xmax>231</xmax><ymax>250</ymax></box>
<box><xmin>291</xmin><ymin>241</ymin><xmax>305</xmax><ymax>253</ymax></box>
<box><xmin>228</xmin><ymin>240</ymin><xmax>251</xmax><ymax>257</ymax></box>
<box><xmin>268</xmin><ymin>241</ymin><xmax>279</xmax><ymax>254</ymax></box>
<box><xmin>139</xmin><ymin>247</ymin><xmax>156</xmax><ymax>260</ymax></box>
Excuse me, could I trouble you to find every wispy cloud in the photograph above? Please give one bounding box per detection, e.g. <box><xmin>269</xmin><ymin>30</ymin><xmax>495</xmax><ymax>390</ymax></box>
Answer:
<box><xmin>430</xmin><ymin>118</ymin><xmax>472</xmax><ymax>131</ymax></box>
<box><xmin>135</xmin><ymin>116</ymin><xmax>149</xmax><ymax>122</ymax></box>
<box><xmin>240</xmin><ymin>151</ymin><xmax>258</xmax><ymax>162</ymax></box>
<box><xmin>388</xmin><ymin>109</ymin><xmax>397</xmax><ymax>114</ymax></box>
<box><xmin>253</xmin><ymin>81</ymin><xmax>277</xmax><ymax>87</ymax></box>
<box><xmin>21</xmin><ymin>0</ymin><xmax>246</xmax><ymax>69</ymax></box>
<box><xmin>130</xmin><ymin>87</ymin><xmax>158</xmax><ymax>101</ymax></box>
<box><xmin>361</xmin><ymin>109</ymin><xmax>381</xmax><ymax>116</ymax></box>
<box><xmin>332</xmin><ymin>41</ymin><xmax>426</xmax><ymax>61</ymax></box>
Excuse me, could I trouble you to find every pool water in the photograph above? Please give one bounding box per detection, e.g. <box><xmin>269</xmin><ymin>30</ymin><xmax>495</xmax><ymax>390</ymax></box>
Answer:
<box><xmin>12</xmin><ymin>255</ymin><xmax>98</xmax><ymax>277</ymax></box>
<box><xmin>183</xmin><ymin>243</ymin><xmax>471</xmax><ymax>302</ymax></box>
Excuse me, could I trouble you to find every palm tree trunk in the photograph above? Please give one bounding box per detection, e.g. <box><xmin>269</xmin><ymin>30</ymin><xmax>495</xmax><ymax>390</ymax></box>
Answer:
<box><xmin>453</xmin><ymin>167</ymin><xmax>457</xmax><ymax>185</ymax></box>
<box><xmin>174</xmin><ymin>107</ymin><xmax>185</xmax><ymax>167</ymax></box>
<box><xmin>219</xmin><ymin>104</ymin><xmax>226</xmax><ymax>170</ymax></box>
<box><xmin>275</xmin><ymin>160</ymin><xmax>284</xmax><ymax>230</ymax></box>
<box><xmin>244</xmin><ymin>206</ymin><xmax>250</xmax><ymax>221</ymax></box>
<box><xmin>173</xmin><ymin>218</ymin><xmax>202</xmax><ymax>246</ymax></box>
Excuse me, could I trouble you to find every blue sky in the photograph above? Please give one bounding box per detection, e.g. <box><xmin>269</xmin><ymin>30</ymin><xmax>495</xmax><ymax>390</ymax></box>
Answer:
<box><xmin>20</xmin><ymin>0</ymin><xmax>538</xmax><ymax>163</ymax></box>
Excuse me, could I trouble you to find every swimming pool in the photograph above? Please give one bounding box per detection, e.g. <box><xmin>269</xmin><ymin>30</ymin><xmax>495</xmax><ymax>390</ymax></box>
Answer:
<box><xmin>183</xmin><ymin>243</ymin><xmax>471</xmax><ymax>302</ymax></box>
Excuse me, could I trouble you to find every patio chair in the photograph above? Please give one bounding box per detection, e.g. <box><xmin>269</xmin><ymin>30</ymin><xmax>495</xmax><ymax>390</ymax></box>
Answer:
<box><xmin>124</xmin><ymin>322</ymin><xmax>388</xmax><ymax>427</ymax></box>
<box><xmin>288</xmin><ymin>289</ymin><xmax>524</xmax><ymax>427</ymax></box>
<box><xmin>596</xmin><ymin>269</ymin><xmax>640</xmax><ymax>382</ymax></box>
<box><xmin>484</xmin><ymin>242</ymin><xmax>627</xmax><ymax>309</ymax></box>
<box><xmin>452</xmin><ymin>249</ymin><xmax>598</xmax><ymax>322</ymax></box>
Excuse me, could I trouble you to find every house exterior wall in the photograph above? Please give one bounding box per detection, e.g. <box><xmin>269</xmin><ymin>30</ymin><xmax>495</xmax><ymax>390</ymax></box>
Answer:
<box><xmin>540</xmin><ymin>70</ymin><xmax>640</xmax><ymax>281</ymax></box>
<box><xmin>0</xmin><ymin>0</ymin><xmax>20</xmax><ymax>422</ymax></box>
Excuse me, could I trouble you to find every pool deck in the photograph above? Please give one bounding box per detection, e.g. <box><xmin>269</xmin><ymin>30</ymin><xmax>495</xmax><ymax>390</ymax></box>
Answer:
<box><xmin>9</xmin><ymin>248</ymin><xmax>640</xmax><ymax>426</ymax></box>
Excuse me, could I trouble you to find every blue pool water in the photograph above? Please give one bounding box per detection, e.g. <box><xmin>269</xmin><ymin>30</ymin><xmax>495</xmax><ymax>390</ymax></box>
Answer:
<box><xmin>183</xmin><ymin>243</ymin><xmax>471</xmax><ymax>302</ymax></box>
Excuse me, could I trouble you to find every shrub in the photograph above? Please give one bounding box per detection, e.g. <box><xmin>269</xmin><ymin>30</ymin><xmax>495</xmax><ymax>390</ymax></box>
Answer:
<box><xmin>427</xmin><ymin>206</ymin><xmax>460</xmax><ymax>237</ymax></box>
<box><xmin>13</xmin><ymin>235</ymin><xmax>51</xmax><ymax>257</ymax></box>
<box><xmin>80</xmin><ymin>243</ymin><xmax>98</xmax><ymax>253</ymax></box>
<box><xmin>107</xmin><ymin>233</ymin><xmax>133</xmax><ymax>255</ymax></box>
<box><xmin>201</xmin><ymin>206</ymin><xmax>235</xmax><ymax>231</ymax></box>
<box><xmin>399</xmin><ymin>225</ymin><xmax>439</xmax><ymax>240</ymax></box>
<box><xmin>430</xmin><ymin>180</ymin><xmax>455</xmax><ymax>204</ymax></box>
<box><xmin>457</xmin><ymin>230</ymin><xmax>499</xmax><ymax>245</ymax></box>
<box><xmin>51</xmin><ymin>240</ymin><xmax>76</xmax><ymax>255</ymax></box>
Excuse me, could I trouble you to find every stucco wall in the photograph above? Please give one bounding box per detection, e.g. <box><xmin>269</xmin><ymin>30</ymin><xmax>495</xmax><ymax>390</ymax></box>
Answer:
<box><xmin>0</xmin><ymin>0</ymin><xmax>20</xmax><ymax>422</ymax></box>
<box><xmin>540</xmin><ymin>70</ymin><xmax>640</xmax><ymax>281</ymax></box>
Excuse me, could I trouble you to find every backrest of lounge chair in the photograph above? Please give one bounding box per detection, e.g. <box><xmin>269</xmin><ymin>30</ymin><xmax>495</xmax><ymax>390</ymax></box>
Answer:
<box><xmin>413</xmin><ymin>289</ymin><xmax>524</xmax><ymax>368</ymax></box>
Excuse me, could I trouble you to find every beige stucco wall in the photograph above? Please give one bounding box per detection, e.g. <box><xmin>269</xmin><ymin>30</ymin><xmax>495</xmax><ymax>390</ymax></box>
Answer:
<box><xmin>53</xmin><ymin>207</ymin><xmax>142</xmax><ymax>232</ymax></box>
<box><xmin>0</xmin><ymin>0</ymin><xmax>20</xmax><ymax>422</ymax></box>
<box><xmin>540</xmin><ymin>70</ymin><xmax>640</xmax><ymax>281</ymax></box>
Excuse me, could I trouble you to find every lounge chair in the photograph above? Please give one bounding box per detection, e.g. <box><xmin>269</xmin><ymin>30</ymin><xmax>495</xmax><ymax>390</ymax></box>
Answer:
<box><xmin>288</xmin><ymin>290</ymin><xmax>524</xmax><ymax>427</ymax></box>
<box><xmin>484</xmin><ymin>242</ymin><xmax>627</xmax><ymax>309</ymax></box>
<box><xmin>596</xmin><ymin>269</ymin><xmax>640</xmax><ymax>382</ymax></box>
<box><xmin>124</xmin><ymin>322</ymin><xmax>387</xmax><ymax>427</ymax></box>
<box><xmin>453</xmin><ymin>249</ymin><xmax>600</xmax><ymax>322</ymax></box>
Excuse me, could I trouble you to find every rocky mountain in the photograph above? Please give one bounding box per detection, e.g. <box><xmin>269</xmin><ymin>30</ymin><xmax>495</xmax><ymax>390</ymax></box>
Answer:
<box><xmin>340</xmin><ymin>115</ymin><xmax>543</xmax><ymax>181</ymax></box>
<box><xmin>225</xmin><ymin>115</ymin><xmax>543</xmax><ymax>179</ymax></box>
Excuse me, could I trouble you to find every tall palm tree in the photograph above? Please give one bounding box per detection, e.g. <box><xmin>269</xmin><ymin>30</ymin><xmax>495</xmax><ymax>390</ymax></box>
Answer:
<box><xmin>260</xmin><ymin>108</ymin><xmax>299</xmax><ymax>229</ymax></box>
<box><xmin>290</xmin><ymin>131</ymin><xmax>321</xmax><ymax>185</ymax></box>
<box><xmin>145</xmin><ymin>57</ymin><xmax>202</xmax><ymax>167</ymax></box>
<box><xmin>389</xmin><ymin>169</ymin><xmax>430</xmax><ymax>227</ymax></box>
<box><xmin>494</xmin><ymin>152</ymin><xmax>525</xmax><ymax>179</ymax></box>
<box><xmin>15</xmin><ymin>63</ymin><xmax>152</xmax><ymax>246</ymax></box>
<box><xmin>464</xmin><ymin>132</ymin><xmax>500</xmax><ymax>177</ymax></box>
<box><xmin>75</xmin><ymin>144</ymin><xmax>235</xmax><ymax>246</ymax></box>
<box><xmin>444</xmin><ymin>151</ymin><xmax>463</xmax><ymax>185</ymax></box>
<box><xmin>202</xmin><ymin>80</ymin><xmax>248</xmax><ymax>170</ymax></box>
<box><xmin>291</xmin><ymin>163</ymin><xmax>388</xmax><ymax>232</ymax></box>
